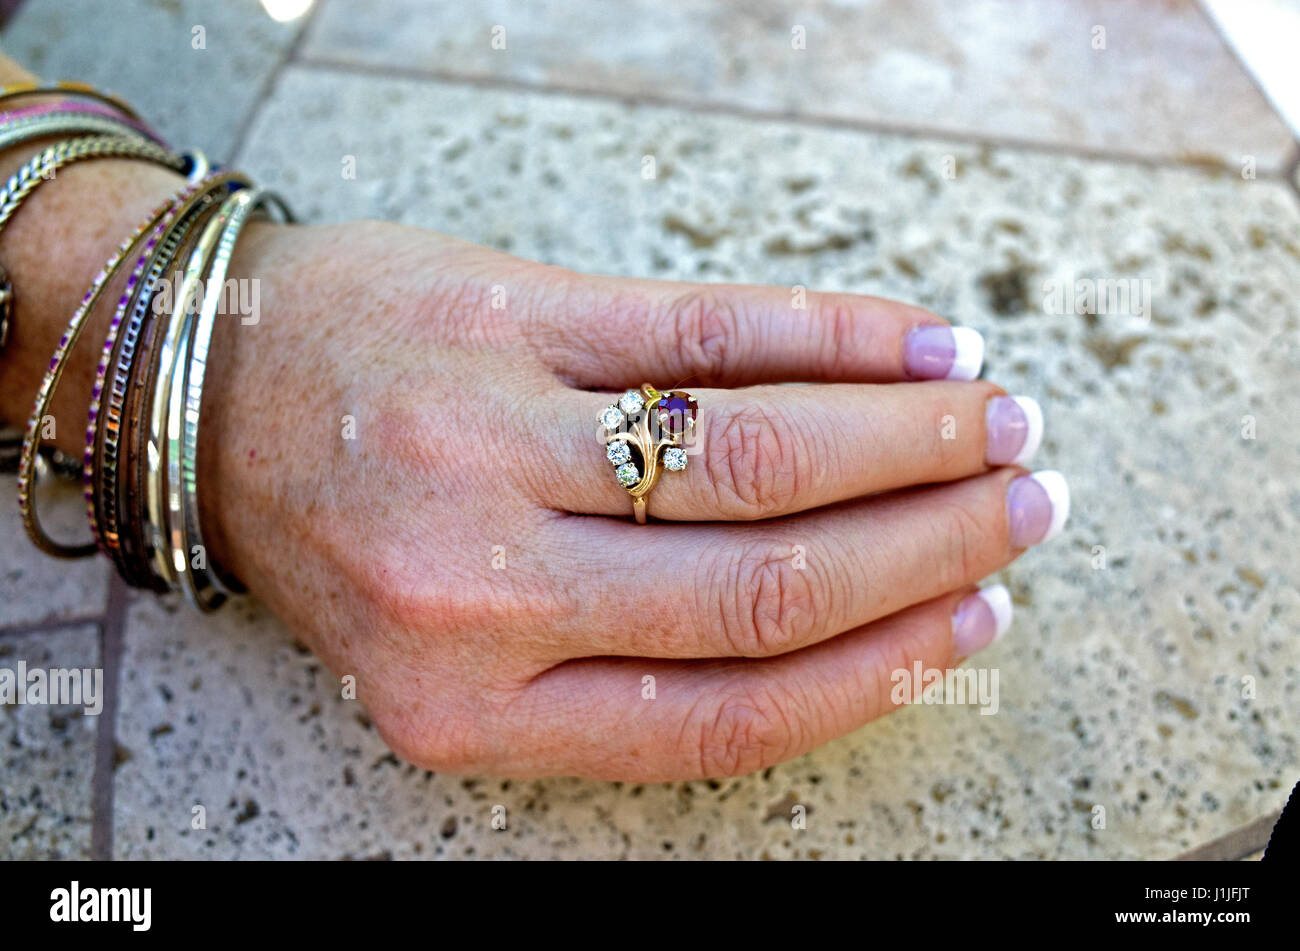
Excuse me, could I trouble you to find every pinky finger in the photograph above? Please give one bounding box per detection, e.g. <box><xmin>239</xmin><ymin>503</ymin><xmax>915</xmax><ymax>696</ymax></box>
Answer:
<box><xmin>504</xmin><ymin>585</ymin><xmax>1015</xmax><ymax>781</ymax></box>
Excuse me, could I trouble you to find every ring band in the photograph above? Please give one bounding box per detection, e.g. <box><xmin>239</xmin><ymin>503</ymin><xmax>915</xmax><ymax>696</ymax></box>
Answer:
<box><xmin>598</xmin><ymin>383</ymin><xmax>698</xmax><ymax>523</ymax></box>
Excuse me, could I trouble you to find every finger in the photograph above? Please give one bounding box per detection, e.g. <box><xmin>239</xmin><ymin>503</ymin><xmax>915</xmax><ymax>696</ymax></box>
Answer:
<box><xmin>498</xmin><ymin>586</ymin><xmax>1014</xmax><ymax>781</ymax></box>
<box><xmin>534</xmin><ymin>273</ymin><xmax>985</xmax><ymax>388</ymax></box>
<box><xmin>540</xmin><ymin>382</ymin><xmax>1044</xmax><ymax>521</ymax></box>
<box><xmin>545</xmin><ymin>467</ymin><xmax>1067</xmax><ymax>660</ymax></box>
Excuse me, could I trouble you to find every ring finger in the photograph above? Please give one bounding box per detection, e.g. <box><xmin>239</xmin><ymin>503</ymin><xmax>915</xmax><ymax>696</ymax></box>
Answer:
<box><xmin>538</xmin><ymin>381</ymin><xmax>1043</xmax><ymax>521</ymax></box>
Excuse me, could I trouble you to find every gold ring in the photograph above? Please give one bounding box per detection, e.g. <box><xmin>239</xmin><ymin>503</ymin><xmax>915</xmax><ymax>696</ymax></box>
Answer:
<box><xmin>598</xmin><ymin>383</ymin><xmax>698</xmax><ymax>523</ymax></box>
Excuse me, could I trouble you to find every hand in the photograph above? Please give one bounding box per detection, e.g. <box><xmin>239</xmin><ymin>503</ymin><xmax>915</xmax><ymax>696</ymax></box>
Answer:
<box><xmin>202</xmin><ymin>218</ymin><xmax>1067</xmax><ymax>781</ymax></box>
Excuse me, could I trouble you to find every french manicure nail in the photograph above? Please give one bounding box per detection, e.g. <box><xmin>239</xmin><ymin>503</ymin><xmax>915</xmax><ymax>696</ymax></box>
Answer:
<box><xmin>904</xmin><ymin>325</ymin><xmax>984</xmax><ymax>381</ymax></box>
<box><xmin>1006</xmin><ymin>470</ymin><xmax>1070</xmax><ymax>548</ymax></box>
<box><xmin>952</xmin><ymin>584</ymin><xmax>1013</xmax><ymax>657</ymax></box>
<box><xmin>985</xmin><ymin>395</ymin><xmax>1043</xmax><ymax>466</ymax></box>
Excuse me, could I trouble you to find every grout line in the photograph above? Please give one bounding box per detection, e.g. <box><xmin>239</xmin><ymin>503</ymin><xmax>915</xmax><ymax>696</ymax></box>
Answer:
<box><xmin>0</xmin><ymin>609</ymin><xmax>108</xmax><ymax>639</ymax></box>
<box><xmin>89</xmin><ymin>575</ymin><xmax>129</xmax><ymax>861</ymax></box>
<box><xmin>1174</xmin><ymin>809</ymin><xmax>1280</xmax><ymax>861</ymax></box>
<box><xmin>227</xmin><ymin>0</ymin><xmax>324</xmax><ymax>163</ymax></box>
<box><xmin>289</xmin><ymin>54</ymin><xmax>1290</xmax><ymax>180</ymax></box>
<box><xmin>1284</xmin><ymin>146</ymin><xmax>1300</xmax><ymax>203</ymax></box>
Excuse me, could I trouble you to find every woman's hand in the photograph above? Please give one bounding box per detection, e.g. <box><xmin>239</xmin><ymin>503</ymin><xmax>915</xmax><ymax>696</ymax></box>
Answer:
<box><xmin>203</xmin><ymin>218</ymin><xmax>1066</xmax><ymax>781</ymax></box>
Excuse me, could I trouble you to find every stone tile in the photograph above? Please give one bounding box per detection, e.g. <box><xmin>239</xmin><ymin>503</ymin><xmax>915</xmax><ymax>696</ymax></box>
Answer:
<box><xmin>0</xmin><ymin>474</ymin><xmax>108</xmax><ymax>627</ymax></box>
<box><xmin>128</xmin><ymin>69</ymin><xmax>1300</xmax><ymax>859</ymax></box>
<box><xmin>302</xmin><ymin>0</ymin><xmax>1296</xmax><ymax>171</ymax></box>
<box><xmin>0</xmin><ymin>0</ymin><xmax>305</xmax><ymax>161</ymax></box>
<box><xmin>0</xmin><ymin>624</ymin><xmax>100</xmax><ymax>859</ymax></box>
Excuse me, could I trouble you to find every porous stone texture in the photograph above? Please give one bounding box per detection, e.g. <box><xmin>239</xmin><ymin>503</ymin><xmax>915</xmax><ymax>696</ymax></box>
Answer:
<box><xmin>114</xmin><ymin>69</ymin><xmax>1300</xmax><ymax>859</ymax></box>
<box><xmin>0</xmin><ymin>625</ymin><xmax>100</xmax><ymax>859</ymax></box>
<box><xmin>0</xmin><ymin>475</ymin><xmax>108</xmax><ymax>627</ymax></box>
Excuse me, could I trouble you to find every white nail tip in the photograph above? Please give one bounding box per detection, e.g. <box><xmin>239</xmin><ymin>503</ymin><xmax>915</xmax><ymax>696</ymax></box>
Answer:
<box><xmin>1029</xmin><ymin>470</ymin><xmax>1070</xmax><ymax>543</ymax></box>
<box><xmin>945</xmin><ymin>327</ymin><xmax>985</xmax><ymax>381</ymax></box>
<box><xmin>977</xmin><ymin>584</ymin><xmax>1014</xmax><ymax>642</ymax></box>
<box><xmin>1011</xmin><ymin>396</ymin><xmax>1044</xmax><ymax>465</ymax></box>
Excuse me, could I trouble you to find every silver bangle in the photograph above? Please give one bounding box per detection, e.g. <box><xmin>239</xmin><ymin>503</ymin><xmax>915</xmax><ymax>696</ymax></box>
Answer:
<box><xmin>0</xmin><ymin>112</ymin><xmax>162</xmax><ymax>153</ymax></box>
<box><xmin>144</xmin><ymin>176</ymin><xmax>251</xmax><ymax>589</ymax></box>
<box><xmin>172</xmin><ymin>187</ymin><xmax>293</xmax><ymax>610</ymax></box>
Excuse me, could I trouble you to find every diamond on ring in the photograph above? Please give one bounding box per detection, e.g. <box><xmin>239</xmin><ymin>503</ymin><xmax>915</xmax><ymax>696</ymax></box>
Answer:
<box><xmin>606</xmin><ymin>442</ymin><xmax>632</xmax><ymax>465</ymax></box>
<box><xmin>663</xmin><ymin>447</ymin><xmax>688</xmax><ymax>471</ymax></box>
<box><xmin>618</xmin><ymin>390</ymin><xmax>645</xmax><ymax>415</ymax></box>
<box><xmin>599</xmin><ymin>405</ymin><xmax>625</xmax><ymax>431</ymax></box>
<box><xmin>615</xmin><ymin>462</ymin><xmax>640</xmax><ymax>486</ymax></box>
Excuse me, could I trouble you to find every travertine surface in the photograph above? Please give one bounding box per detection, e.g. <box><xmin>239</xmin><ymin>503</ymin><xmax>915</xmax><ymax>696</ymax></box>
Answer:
<box><xmin>0</xmin><ymin>477</ymin><xmax>108</xmax><ymax>627</ymax></box>
<box><xmin>0</xmin><ymin>625</ymin><xmax>100</xmax><ymax>859</ymax></box>
<box><xmin>1</xmin><ymin>0</ymin><xmax>1296</xmax><ymax>860</ymax></box>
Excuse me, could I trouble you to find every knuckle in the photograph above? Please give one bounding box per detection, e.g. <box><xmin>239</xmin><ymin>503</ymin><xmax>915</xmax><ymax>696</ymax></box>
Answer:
<box><xmin>711</xmin><ymin>541</ymin><xmax>822</xmax><ymax>656</ymax></box>
<box><xmin>689</xmin><ymin>684</ymin><xmax>803</xmax><ymax>778</ymax></box>
<box><xmin>934</xmin><ymin>497</ymin><xmax>989</xmax><ymax>589</ymax></box>
<box><xmin>810</xmin><ymin>294</ymin><xmax>860</xmax><ymax>370</ymax></box>
<box><xmin>662</xmin><ymin>288</ymin><xmax>745</xmax><ymax>381</ymax></box>
<box><xmin>704</xmin><ymin>405</ymin><xmax>802</xmax><ymax>518</ymax></box>
<box><xmin>371</xmin><ymin>702</ymin><xmax>494</xmax><ymax>774</ymax></box>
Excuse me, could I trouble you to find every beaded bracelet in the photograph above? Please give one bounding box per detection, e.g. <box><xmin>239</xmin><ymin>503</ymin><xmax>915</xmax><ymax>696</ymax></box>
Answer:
<box><xmin>17</xmin><ymin>190</ymin><xmax>185</xmax><ymax>556</ymax></box>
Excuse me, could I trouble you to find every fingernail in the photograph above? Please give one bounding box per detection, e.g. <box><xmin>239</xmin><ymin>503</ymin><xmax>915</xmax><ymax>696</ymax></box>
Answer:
<box><xmin>904</xmin><ymin>326</ymin><xmax>984</xmax><ymax>381</ymax></box>
<box><xmin>985</xmin><ymin>395</ymin><xmax>1043</xmax><ymax>466</ymax></box>
<box><xmin>1006</xmin><ymin>470</ymin><xmax>1070</xmax><ymax>548</ymax></box>
<box><xmin>952</xmin><ymin>584</ymin><xmax>1013</xmax><ymax>657</ymax></box>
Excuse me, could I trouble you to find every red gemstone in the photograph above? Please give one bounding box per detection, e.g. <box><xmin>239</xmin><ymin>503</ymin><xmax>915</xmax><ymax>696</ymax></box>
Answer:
<box><xmin>656</xmin><ymin>392</ymin><xmax>697</xmax><ymax>434</ymax></box>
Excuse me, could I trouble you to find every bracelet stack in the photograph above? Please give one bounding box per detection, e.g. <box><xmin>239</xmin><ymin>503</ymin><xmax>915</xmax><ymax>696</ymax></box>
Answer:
<box><xmin>1</xmin><ymin>81</ymin><xmax>293</xmax><ymax>611</ymax></box>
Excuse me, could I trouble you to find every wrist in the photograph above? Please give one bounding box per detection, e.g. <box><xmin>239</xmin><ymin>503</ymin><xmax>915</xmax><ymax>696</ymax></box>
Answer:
<box><xmin>194</xmin><ymin>217</ymin><xmax>296</xmax><ymax>589</ymax></box>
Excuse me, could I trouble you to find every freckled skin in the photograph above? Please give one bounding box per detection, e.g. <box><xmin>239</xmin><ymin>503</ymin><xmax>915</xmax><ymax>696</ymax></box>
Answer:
<box><xmin>0</xmin><ymin>52</ymin><xmax>1050</xmax><ymax>781</ymax></box>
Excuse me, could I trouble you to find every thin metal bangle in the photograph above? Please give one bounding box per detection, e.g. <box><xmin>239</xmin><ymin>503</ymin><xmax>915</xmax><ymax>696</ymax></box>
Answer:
<box><xmin>93</xmin><ymin>187</ymin><xmax>227</xmax><ymax>564</ymax></box>
<box><xmin>0</xmin><ymin>81</ymin><xmax>144</xmax><ymax>120</ymax></box>
<box><xmin>0</xmin><ymin>100</ymin><xmax>166</xmax><ymax>144</ymax></box>
<box><xmin>144</xmin><ymin>183</ymin><xmax>251</xmax><ymax>588</ymax></box>
<box><xmin>103</xmin><ymin>184</ymin><xmax>237</xmax><ymax>588</ymax></box>
<box><xmin>120</xmin><ymin>185</ymin><xmax>244</xmax><ymax>591</ymax></box>
<box><xmin>0</xmin><ymin>135</ymin><xmax>203</xmax><ymax>352</ymax></box>
<box><xmin>0</xmin><ymin>113</ymin><xmax>163</xmax><ymax>153</ymax></box>
<box><xmin>16</xmin><ymin>192</ymin><xmax>183</xmax><ymax>557</ymax></box>
<box><xmin>88</xmin><ymin>175</ymin><xmax>235</xmax><ymax>561</ymax></box>
<box><xmin>175</xmin><ymin>187</ymin><xmax>294</xmax><ymax>609</ymax></box>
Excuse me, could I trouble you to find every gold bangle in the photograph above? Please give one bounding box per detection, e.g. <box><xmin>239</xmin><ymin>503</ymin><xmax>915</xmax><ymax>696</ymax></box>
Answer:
<box><xmin>0</xmin><ymin>80</ymin><xmax>143</xmax><ymax>120</ymax></box>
